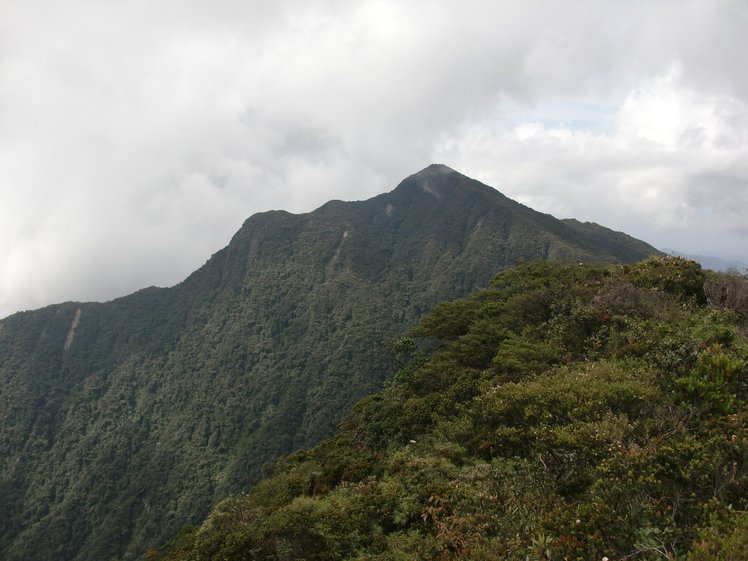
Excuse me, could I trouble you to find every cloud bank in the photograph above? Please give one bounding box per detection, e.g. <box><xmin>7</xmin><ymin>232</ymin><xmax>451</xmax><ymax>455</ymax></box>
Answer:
<box><xmin>2</xmin><ymin>0</ymin><xmax>747</xmax><ymax>317</ymax></box>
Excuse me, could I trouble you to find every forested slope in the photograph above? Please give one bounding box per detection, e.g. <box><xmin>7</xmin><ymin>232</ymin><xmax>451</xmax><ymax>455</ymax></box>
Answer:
<box><xmin>152</xmin><ymin>258</ymin><xmax>748</xmax><ymax>561</ymax></box>
<box><xmin>0</xmin><ymin>165</ymin><xmax>661</xmax><ymax>561</ymax></box>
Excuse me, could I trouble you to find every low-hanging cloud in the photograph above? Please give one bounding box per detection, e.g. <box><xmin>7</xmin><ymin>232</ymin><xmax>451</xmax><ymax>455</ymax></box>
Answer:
<box><xmin>2</xmin><ymin>0</ymin><xmax>748</xmax><ymax>318</ymax></box>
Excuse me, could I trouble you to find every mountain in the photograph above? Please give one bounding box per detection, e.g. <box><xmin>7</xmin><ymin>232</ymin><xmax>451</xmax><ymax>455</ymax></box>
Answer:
<box><xmin>150</xmin><ymin>258</ymin><xmax>748</xmax><ymax>561</ymax></box>
<box><xmin>0</xmin><ymin>165</ymin><xmax>661</xmax><ymax>561</ymax></box>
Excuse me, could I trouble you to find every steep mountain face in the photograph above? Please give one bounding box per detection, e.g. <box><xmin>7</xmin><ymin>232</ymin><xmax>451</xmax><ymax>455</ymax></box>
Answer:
<box><xmin>0</xmin><ymin>165</ymin><xmax>660</xmax><ymax>561</ymax></box>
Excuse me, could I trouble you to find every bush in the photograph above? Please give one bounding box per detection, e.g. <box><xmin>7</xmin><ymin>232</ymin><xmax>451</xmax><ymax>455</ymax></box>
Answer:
<box><xmin>626</xmin><ymin>256</ymin><xmax>707</xmax><ymax>305</ymax></box>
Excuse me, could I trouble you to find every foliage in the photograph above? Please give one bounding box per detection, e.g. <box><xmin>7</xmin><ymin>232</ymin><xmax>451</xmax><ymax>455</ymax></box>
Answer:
<box><xmin>704</xmin><ymin>268</ymin><xmax>748</xmax><ymax>335</ymax></box>
<box><xmin>626</xmin><ymin>255</ymin><xmax>707</xmax><ymax>304</ymax></box>
<box><xmin>688</xmin><ymin>511</ymin><xmax>748</xmax><ymax>560</ymax></box>
<box><xmin>150</xmin><ymin>258</ymin><xmax>748</xmax><ymax>561</ymax></box>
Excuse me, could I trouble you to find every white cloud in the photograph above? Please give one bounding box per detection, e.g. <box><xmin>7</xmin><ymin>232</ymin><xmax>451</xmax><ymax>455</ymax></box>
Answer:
<box><xmin>2</xmin><ymin>0</ymin><xmax>748</xmax><ymax>317</ymax></box>
<box><xmin>435</xmin><ymin>63</ymin><xmax>748</xmax><ymax>255</ymax></box>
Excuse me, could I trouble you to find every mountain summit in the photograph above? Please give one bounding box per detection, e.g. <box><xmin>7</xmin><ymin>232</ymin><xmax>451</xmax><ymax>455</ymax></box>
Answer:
<box><xmin>0</xmin><ymin>166</ymin><xmax>660</xmax><ymax>561</ymax></box>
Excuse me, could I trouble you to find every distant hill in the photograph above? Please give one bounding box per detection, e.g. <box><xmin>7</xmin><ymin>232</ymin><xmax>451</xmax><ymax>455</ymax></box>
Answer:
<box><xmin>0</xmin><ymin>164</ymin><xmax>661</xmax><ymax>561</ymax></box>
<box><xmin>663</xmin><ymin>247</ymin><xmax>748</xmax><ymax>273</ymax></box>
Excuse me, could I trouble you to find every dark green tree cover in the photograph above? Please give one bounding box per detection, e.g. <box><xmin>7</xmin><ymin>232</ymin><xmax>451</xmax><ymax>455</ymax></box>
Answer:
<box><xmin>151</xmin><ymin>258</ymin><xmax>748</xmax><ymax>561</ymax></box>
<box><xmin>0</xmin><ymin>165</ymin><xmax>660</xmax><ymax>561</ymax></box>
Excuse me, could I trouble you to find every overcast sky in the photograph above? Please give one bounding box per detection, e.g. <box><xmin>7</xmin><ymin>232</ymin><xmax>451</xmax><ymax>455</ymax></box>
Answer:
<box><xmin>2</xmin><ymin>0</ymin><xmax>747</xmax><ymax>318</ymax></box>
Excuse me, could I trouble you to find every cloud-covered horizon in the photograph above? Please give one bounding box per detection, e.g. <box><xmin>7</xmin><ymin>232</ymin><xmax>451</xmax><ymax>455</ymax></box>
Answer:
<box><xmin>2</xmin><ymin>0</ymin><xmax>747</xmax><ymax>318</ymax></box>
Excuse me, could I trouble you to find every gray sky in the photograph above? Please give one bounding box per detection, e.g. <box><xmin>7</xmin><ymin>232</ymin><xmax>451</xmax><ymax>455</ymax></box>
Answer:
<box><xmin>2</xmin><ymin>0</ymin><xmax>748</xmax><ymax>318</ymax></box>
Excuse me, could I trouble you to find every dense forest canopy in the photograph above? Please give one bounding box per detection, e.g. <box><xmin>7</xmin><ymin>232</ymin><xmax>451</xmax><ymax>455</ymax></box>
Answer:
<box><xmin>151</xmin><ymin>257</ymin><xmax>748</xmax><ymax>561</ymax></box>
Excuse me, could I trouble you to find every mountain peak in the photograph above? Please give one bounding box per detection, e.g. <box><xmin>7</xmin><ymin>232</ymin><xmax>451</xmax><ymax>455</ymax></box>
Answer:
<box><xmin>415</xmin><ymin>163</ymin><xmax>460</xmax><ymax>175</ymax></box>
<box><xmin>392</xmin><ymin>163</ymin><xmax>496</xmax><ymax>203</ymax></box>
<box><xmin>409</xmin><ymin>163</ymin><xmax>463</xmax><ymax>187</ymax></box>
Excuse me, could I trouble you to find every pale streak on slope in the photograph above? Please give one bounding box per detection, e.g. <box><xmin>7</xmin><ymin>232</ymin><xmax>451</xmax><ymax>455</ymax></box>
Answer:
<box><xmin>64</xmin><ymin>308</ymin><xmax>82</xmax><ymax>351</ymax></box>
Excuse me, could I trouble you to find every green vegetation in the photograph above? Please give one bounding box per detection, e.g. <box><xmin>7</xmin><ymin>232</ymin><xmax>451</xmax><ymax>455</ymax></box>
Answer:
<box><xmin>150</xmin><ymin>257</ymin><xmax>748</xmax><ymax>561</ymax></box>
<box><xmin>0</xmin><ymin>165</ymin><xmax>661</xmax><ymax>561</ymax></box>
